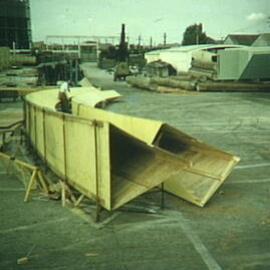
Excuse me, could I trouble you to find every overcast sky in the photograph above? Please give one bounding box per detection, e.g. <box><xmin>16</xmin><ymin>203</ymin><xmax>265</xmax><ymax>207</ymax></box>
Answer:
<box><xmin>30</xmin><ymin>0</ymin><xmax>270</xmax><ymax>44</ymax></box>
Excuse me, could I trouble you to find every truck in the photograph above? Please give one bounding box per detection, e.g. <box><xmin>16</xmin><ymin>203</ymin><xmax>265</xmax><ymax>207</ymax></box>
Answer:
<box><xmin>113</xmin><ymin>62</ymin><xmax>130</xmax><ymax>81</ymax></box>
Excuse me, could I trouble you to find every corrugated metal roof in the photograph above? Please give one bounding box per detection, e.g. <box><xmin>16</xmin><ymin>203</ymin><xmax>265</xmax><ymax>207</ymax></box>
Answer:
<box><xmin>225</xmin><ymin>34</ymin><xmax>259</xmax><ymax>46</ymax></box>
<box><xmin>146</xmin><ymin>44</ymin><xmax>246</xmax><ymax>56</ymax></box>
<box><xmin>252</xmin><ymin>33</ymin><xmax>270</xmax><ymax>47</ymax></box>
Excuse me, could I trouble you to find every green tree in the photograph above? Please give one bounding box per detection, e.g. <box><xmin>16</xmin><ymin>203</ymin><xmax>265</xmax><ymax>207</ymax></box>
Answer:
<box><xmin>182</xmin><ymin>23</ymin><xmax>215</xmax><ymax>45</ymax></box>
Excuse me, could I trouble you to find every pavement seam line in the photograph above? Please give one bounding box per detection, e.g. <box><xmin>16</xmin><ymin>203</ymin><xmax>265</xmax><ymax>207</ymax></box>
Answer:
<box><xmin>171</xmin><ymin>211</ymin><xmax>222</xmax><ymax>270</ymax></box>
<box><xmin>0</xmin><ymin>217</ymin><xmax>69</xmax><ymax>234</ymax></box>
<box><xmin>235</xmin><ymin>163</ymin><xmax>270</xmax><ymax>169</ymax></box>
<box><xmin>227</xmin><ymin>178</ymin><xmax>270</xmax><ymax>184</ymax></box>
<box><xmin>0</xmin><ymin>188</ymin><xmax>25</xmax><ymax>192</ymax></box>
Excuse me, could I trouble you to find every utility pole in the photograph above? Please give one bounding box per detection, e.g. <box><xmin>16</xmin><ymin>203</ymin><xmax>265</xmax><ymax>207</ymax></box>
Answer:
<box><xmin>120</xmin><ymin>24</ymin><xmax>126</xmax><ymax>46</ymax></box>
<box><xmin>163</xmin><ymin>32</ymin><xmax>167</xmax><ymax>47</ymax></box>
<box><xmin>196</xmin><ymin>24</ymin><xmax>199</xmax><ymax>45</ymax></box>
<box><xmin>127</xmin><ymin>35</ymin><xmax>130</xmax><ymax>49</ymax></box>
<box><xmin>150</xmin><ymin>36</ymin><xmax>153</xmax><ymax>48</ymax></box>
<box><xmin>138</xmin><ymin>35</ymin><xmax>141</xmax><ymax>46</ymax></box>
<box><xmin>196</xmin><ymin>23</ymin><xmax>202</xmax><ymax>45</ymax></box>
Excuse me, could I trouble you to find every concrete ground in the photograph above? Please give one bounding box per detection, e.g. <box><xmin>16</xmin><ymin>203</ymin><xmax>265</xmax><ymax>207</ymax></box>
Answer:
<box><xmin>1</xmin><ymin>63</ymin><xmax>270</xmax><ymax>270</ymax></box>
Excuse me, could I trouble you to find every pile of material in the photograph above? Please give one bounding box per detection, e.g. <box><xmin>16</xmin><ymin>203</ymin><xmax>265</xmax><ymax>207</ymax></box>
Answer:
<box><xmin>127</xmin><ymin>74</ymin><xmax>270</xmax><ymax>93</ymax></box>
<box><xmin>126</xmin><ymin>75</ymin><xmax>197</xmax><ymax>93</ymax></box>
<box><xmin>142</xmin><ymin>45</ymin><xmax>270</xmax><ymax>92</ymax></box>
<box><xmin>0</xmin><ymin>47</ymin><xmax>11</xmax><ymax>71</ymax></box>
<box><xmin>11</xmin><ymin>54</ymin><xmax>37</xmax><ymax>66</ymax></box>
<box><xmin>0</xmin><ymin>67</ymin><xmax>39</xmax><ymax>101</ymax></box>
<box><xmin>196</xmin><ymin>81</ymin><xmax>270</xmax><ymax>92</ymax></box>
<box><xmin>189</xmin><ymin>49</ymin><xmax>218</xmax><ymax>80</ymax></box>
<box><xmin>0</xmin><ymin>67</ymin><xmax>38</xmax><ymax>88</ymax></box>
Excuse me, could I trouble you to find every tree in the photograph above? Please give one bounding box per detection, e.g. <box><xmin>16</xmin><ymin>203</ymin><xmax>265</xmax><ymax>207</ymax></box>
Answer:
<box><xmin>99</xmin><ymin>45</ymin><xmax>117</xmax><ymax>60</ymax></box>
<box><xmin>182</xmin><ymin>23</ymin><xmax>215</xmax><ymax>45</ymax></box>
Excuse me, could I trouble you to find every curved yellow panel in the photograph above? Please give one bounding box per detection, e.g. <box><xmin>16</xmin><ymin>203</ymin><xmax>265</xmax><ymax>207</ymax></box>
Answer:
<box><xmin>25</xmin><ymin>85</ymin><xmax>240</xmax><ymax>209</ymax></box>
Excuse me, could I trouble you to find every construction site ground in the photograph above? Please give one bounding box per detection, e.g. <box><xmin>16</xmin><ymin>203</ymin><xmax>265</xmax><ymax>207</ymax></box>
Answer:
<box><xmin>1</xmin><ymin>63</ymin><xmax>270</xmax><ymax>270</ymax></box>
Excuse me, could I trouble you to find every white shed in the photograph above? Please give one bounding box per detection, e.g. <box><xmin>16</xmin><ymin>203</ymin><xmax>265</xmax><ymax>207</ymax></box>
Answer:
<box><xmin>145</xmin><ymin>44</ymin><xmax>244</xmax><ymax>74</ymax></box>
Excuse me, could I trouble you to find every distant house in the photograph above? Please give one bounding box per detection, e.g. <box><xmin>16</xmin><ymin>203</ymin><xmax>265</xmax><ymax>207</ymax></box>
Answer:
<box><xmin>217</xmin><ymin>47</ymin><xmax>270</xmax><ymax>81</ymax></box>
<box><xmin>252</xmin><ymin>33</ymin><xmax>270</xmax><ymax>47</ymax></box>
<box><xmin>224</xmin><ymin>34</ymin><xmax>259</xmax><ymax>46</ymax></box>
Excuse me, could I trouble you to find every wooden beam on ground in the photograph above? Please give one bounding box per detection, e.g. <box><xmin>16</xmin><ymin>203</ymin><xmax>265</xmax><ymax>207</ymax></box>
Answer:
<box><xmin>0</xmin><ymin>152</ymin><xmax>49</xmax><ymax>201</ymax></box>
<box><xmin>0</xmin><ymin>86</ymin><xmax>55</xmax><ymax>97</ymax></box>
<box><xmin>24</xmin><ymin>169</ymin><xmax>38</xmax><ymax>202</ymax></box>
<box><xmin>197</xmin><ymin>81</ymin><xmax>270</xmax><ymax>92</ymax></box>
<box><xmin>74</xmin><ymin>194</ymin><xmax>85</xmax><ymax>207</ymax></box>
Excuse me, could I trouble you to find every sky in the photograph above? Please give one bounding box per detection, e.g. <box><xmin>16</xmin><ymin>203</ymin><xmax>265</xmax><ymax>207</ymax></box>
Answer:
<box><xmin>30</xmin><ymin>0</ymin><xmax>270</xmax><ymax>44</ymax></box>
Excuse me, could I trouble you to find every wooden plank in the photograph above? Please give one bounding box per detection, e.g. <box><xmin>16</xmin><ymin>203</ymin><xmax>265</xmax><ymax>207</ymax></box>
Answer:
<box><xmin>0</xmin><ymin>152</ymin><xmax>37</xmax><ymax>171</ymax></box>
<box><xmin>197</xmin><ymin>81</ymin><xmax>270</xmax><ymax>92</ymax></box>
<box><xmin>24</xmin><ymin>169</ymin><xmax>37</xmax><ymax>202</ymax></box>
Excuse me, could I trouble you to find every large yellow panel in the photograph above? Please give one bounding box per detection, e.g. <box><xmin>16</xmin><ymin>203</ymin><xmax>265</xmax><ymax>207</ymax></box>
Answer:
<box><xmin>25</xmin><ymin>103</ymin><xmax>30</xmax><ymax>136</ymax></box>
<box><xmin>44</xmin><ymin>112</ymin><xmax>65</xmax><ymax>177</ymax></box>
<box><xmin>95</xmin><ymin>122</ymin><xmax>111</xmax><ymax>210</ymax></box>
<box><xmin>73</xmin><ymin>102</ymin><xmax>162</xmax><ymax>145</ymax></box>
<box><xmin>29</xmin><ymin>105</ymin><xmax>35</xmax><ymax>145</ymax></box>
<box><xmin>64</xmin><ymin>117</ymin><xmax>96</xmax><ymax>196</ymax></box>
<box><xmin>154</xmin><ymin>125</ymin><xmax>240</xmax><ymax>206</ymax></box>
<box><xmin>63</xmin><ymin>117</ymin><xmax>111</xmax><ymax>210</ymax></box>
<box><xmin>35</xmin><ymin>107</ymin><xmax>45</xmax><ymax>156</ymax></box>
<box><xmin>109</xmin><ymin>126</ymin><xmax>188</xmax><ymax>210</ymax></box>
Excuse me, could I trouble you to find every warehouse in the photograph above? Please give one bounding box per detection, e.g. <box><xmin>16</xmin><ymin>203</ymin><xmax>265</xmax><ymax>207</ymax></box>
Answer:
<box><xmin>252</xmin><ymin>33</ymin><xmax>270</xmax><ymax>47</ymax></box>
<box><xmin>144</xmin><ymin>44</ymin><xmax>245</xmax><ymax>74</ymax></box>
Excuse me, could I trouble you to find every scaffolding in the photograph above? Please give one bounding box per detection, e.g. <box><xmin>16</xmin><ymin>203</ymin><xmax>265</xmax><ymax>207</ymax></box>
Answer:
<box><xmin>0</xmin><ymin>0</ymin><xmax>32</xmax><ymax>49</ymax></box>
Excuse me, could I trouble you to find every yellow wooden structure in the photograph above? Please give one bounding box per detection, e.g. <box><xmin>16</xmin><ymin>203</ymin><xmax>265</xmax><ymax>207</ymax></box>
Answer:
<box><xmin>24</xmin><ymin>88</ymin><xmax>188</xmax><ymax>210</ymax></box>
<box><xmin>73</xmin><ymin>102</ymin><xmax>240</xmax><ymax>207</ymax></box>
<box><xmin>24</xmin><ymin>87</ymin><xmax>240</xmax><ymax>210</ymax></box>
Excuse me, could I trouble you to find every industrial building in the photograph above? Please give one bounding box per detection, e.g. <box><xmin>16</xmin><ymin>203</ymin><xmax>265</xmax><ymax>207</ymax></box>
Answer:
<box><xmin>144</xmin><ymin>42</ymin><xmax>270</xmax><ymax>83</ymax></box>
<box><xmin>0</xmin><ymin>0</ymin><xmax>32</xmax><ymax>49</ymax></box>
<box><xmin>223</xmin><ymin>34</ymin><xmax>260</xmax><ymax>46</ymax></box>
<box><xmin>144</xmin><ymin>44</ymin><xmax>245</xmax><ymax>74</ymax></box>
<box><xmin>252</xmin><ymin>33</ymin><xmax>270</xmax><ymax>47</ymax></box>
